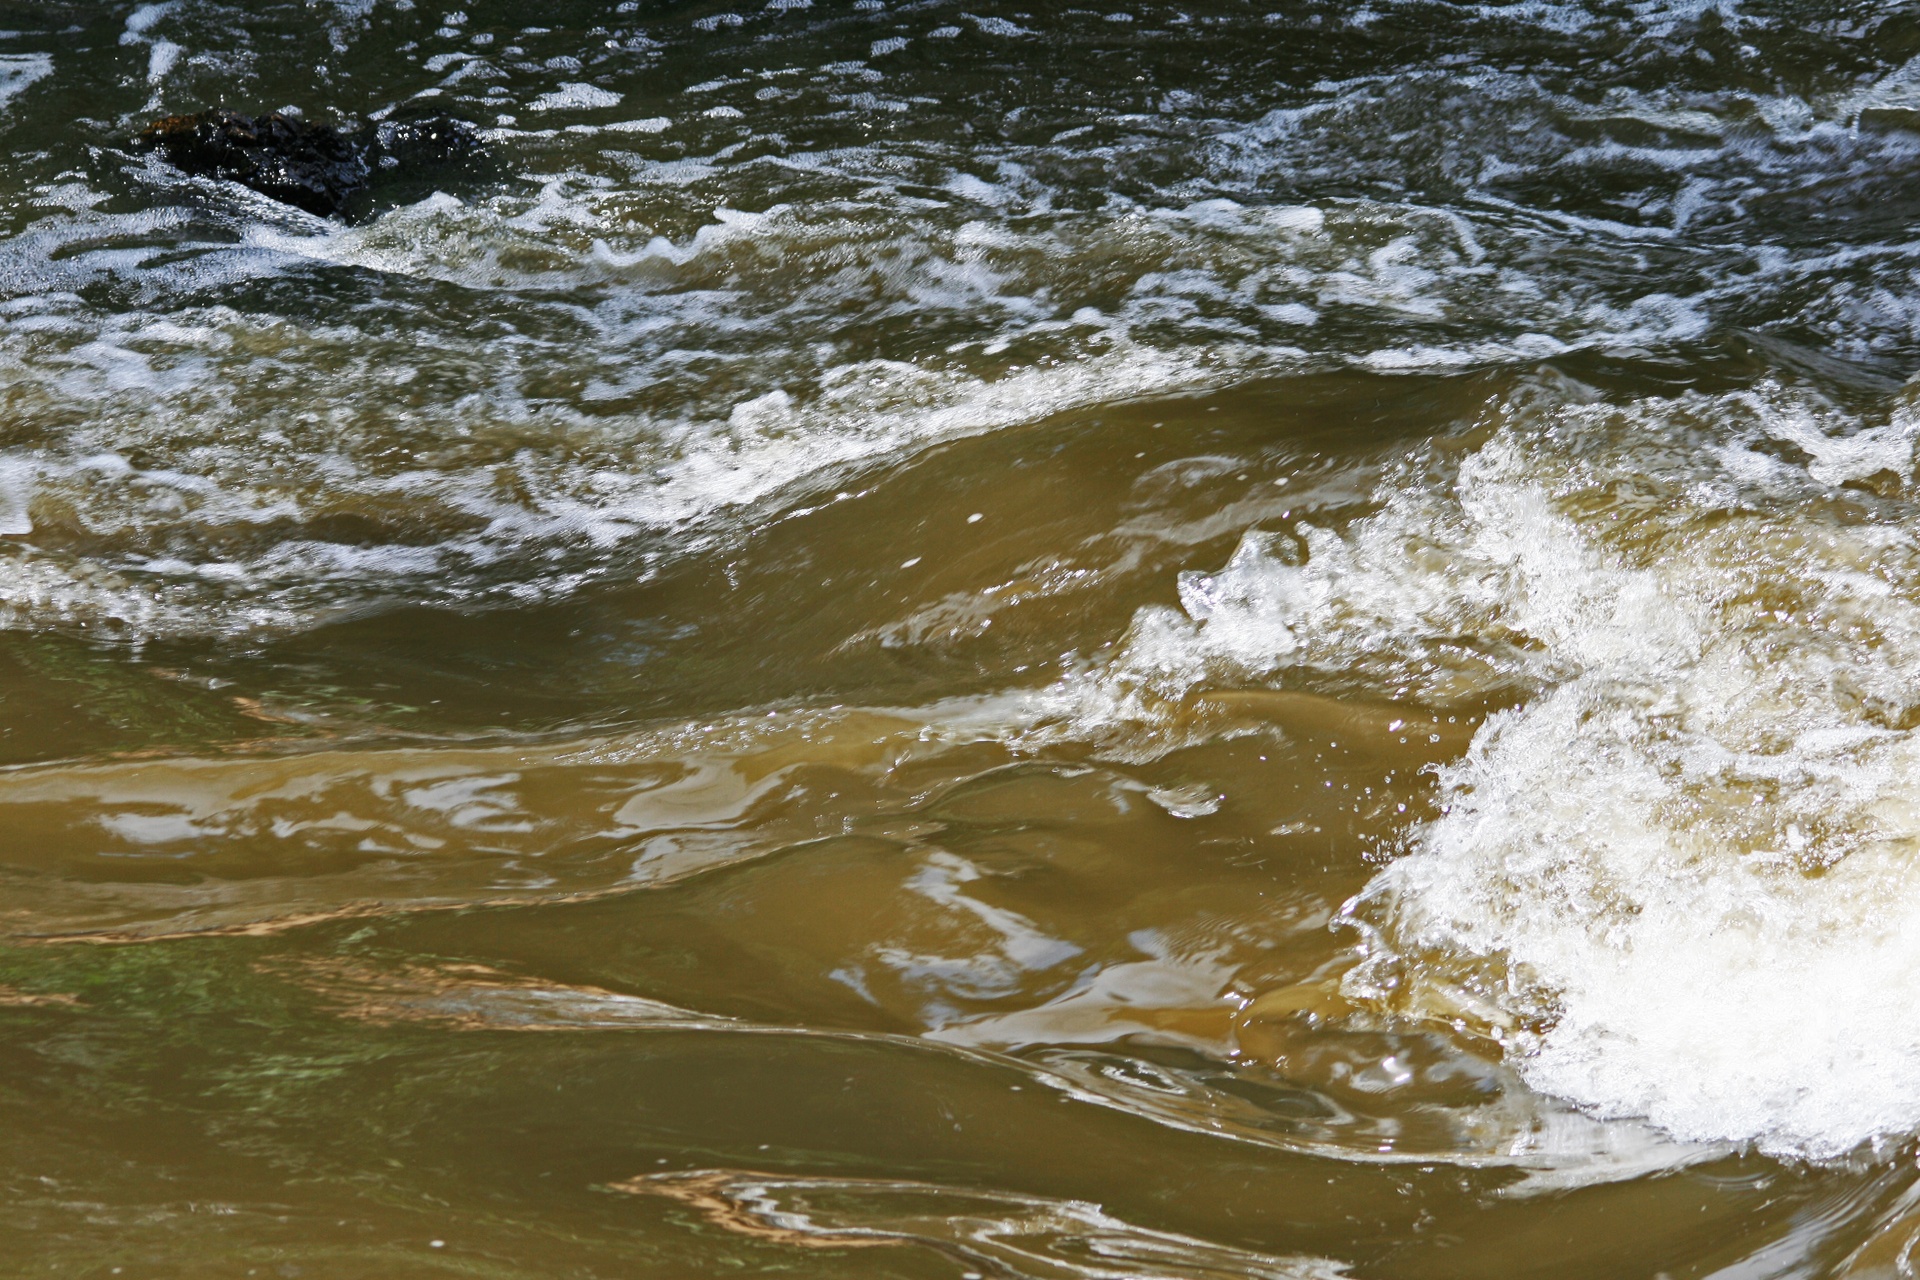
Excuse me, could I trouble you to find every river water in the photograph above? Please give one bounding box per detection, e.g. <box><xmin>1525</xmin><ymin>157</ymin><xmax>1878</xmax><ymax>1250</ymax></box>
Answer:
<box><xmin>5</xmin><ymin>0</ymin><xmax>1920</xmax><ymax>1274</ymax></box>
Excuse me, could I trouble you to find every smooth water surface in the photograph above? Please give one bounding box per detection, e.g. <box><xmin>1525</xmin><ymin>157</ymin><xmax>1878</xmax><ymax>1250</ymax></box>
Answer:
<box><xmin>6</xmin><ymin>1</ymin><xmax>1920</xmax><ymax>1275</ymax></box>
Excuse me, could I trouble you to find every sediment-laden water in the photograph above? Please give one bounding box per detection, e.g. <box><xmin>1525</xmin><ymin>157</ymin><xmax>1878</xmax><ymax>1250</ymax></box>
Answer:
<box><xmin>5</xmin><ymin>1</ymin><xmax>1920</xmax><ymax>1274</ymax></box>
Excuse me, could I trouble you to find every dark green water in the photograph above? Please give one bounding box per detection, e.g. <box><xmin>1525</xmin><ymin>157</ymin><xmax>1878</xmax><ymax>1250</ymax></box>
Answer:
<box><xmin>6</xmin><ymin>1</ymin><xmax>1920</xmax><ymax>1275</ymax></box>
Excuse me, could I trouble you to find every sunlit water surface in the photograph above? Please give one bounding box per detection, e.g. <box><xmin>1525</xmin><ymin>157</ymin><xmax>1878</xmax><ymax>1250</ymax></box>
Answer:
<box><xmin>5</xmin><ymin>1</ymin><xmax>1920</xmax><ymax>1275</ymax></box>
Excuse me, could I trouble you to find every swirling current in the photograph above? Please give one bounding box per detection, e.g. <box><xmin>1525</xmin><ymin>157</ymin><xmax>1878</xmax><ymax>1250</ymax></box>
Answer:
<box><xmin>5</xmin><ymin>1</ymin><xmax>1920</xmax><ymax>1276</ymax></box>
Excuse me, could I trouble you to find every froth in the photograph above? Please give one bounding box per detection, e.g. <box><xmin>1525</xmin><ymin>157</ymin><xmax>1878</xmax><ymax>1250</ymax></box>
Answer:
<box><xmin>1071</xmin><ymin>376</ymin><xmax>1920</xmax><ymax>1156</ymax></box>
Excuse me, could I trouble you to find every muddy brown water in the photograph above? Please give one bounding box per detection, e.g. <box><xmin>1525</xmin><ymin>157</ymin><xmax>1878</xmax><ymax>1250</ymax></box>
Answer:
<box><xmin>5</xmin><ymin>2</ymin><xmax>1920</xmax><ymax>1276</ymax></box>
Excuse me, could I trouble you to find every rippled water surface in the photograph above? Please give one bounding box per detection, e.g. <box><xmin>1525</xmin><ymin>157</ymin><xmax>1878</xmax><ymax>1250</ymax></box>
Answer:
<box><xmin>13</xmin><ymin>0</ymin><xmax>1920</xmax><ymax>1275</ymax></box>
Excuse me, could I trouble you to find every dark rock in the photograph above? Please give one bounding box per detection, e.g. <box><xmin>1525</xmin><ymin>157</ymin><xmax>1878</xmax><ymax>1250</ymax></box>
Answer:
<box><xmin>133</xmin><ymin>109</ymin><xmax>369</xmax><ymax>217</ymax></box>
<box><xmin>132</xmin><ymin>108</ymin><xmax>484</xmax><ymax>219</ymax></box>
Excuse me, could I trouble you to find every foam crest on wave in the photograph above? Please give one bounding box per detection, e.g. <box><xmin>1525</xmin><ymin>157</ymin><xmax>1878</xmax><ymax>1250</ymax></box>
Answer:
<box><xmin>1051</xmin><ymin>376</ymin><xmax>1920</xmax><ymax>1156</ymax></box>
<box><xmin>0</xmin><ymin>166</ymin><xmax>1720</xmax><ymax>639</ymax></box>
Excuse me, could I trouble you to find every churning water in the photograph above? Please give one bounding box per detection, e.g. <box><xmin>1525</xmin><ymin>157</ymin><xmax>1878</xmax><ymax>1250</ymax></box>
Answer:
<box><xmin>5</xmin><ymin>1</ymin><xmax>1920</xmax><ymax>1275</ymax></box>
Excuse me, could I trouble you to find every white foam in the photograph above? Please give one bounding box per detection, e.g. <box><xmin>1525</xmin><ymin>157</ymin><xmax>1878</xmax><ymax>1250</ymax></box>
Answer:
<box><xmin>0</xmin><ymin>456</ymin><xmax>33</xmax><ymax>536</ymax></box>
<box><xmin>146</xmin><ymin>40</ymin><xmax>181</xmax><ymax>85</ymax></box>
<box><xmin>1064</xmin><ymin>377</ymin><xmax>1920</xmax><ymax>1157</ymax></box>
<box><xmin>1</xmin><ymin>39</ymin><xmax>1901</xmax><ymax>647</ymax></box>
<box><xmin>7</xmin><ymin>177</ymin><xmax>1331</xmax><ymax>639</ymax></box>
<box><xmin>967</xmin><ymin>14</ymin><xmax>1031</xmax><ymax>36</ymax></box>
<box><xmin>121</xmin><ymin>2</ymin><xmax>175</xmax><ymax>38</ymax></box>
<box><xmin>0</xmin><ymin>53</ymin><xmax>49</xmax><ymax>110</ymax></box>
<box><xmin>528</xmin><ymin>82</ymin><xmax>622</xmax><ymax>112</ymax></box>
<box><xmin>0</xmin><ymin>221</ymin><xmax>1234</xmax><ymax>639</ymax></box>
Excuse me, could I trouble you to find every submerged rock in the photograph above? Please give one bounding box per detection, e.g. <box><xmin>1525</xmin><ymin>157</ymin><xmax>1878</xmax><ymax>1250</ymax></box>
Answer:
<box><xmin>132</xmin><ymin>108</ymin><xmax>482</xmax><ymax>218</ymax></box>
